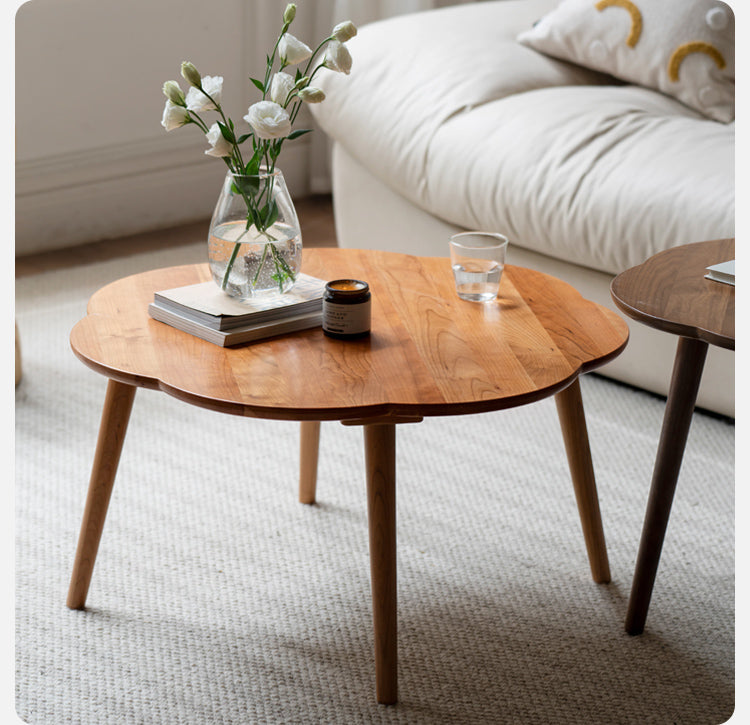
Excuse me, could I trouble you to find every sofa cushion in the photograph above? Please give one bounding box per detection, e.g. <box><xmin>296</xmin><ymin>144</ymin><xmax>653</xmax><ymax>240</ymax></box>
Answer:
<box><xmin>311</xmin><ymin>0</ymin><xmax>734</xmax><ymax>274</ymax></box>
<box><xmin>313</xmin><ymin>0</ymin><xmax>612</xmax><ymax>203</ymax></box>
<box><xmin>517</xmin><ymin>0</ymin><xmax>735</xmax><ymax>123</ymax></box>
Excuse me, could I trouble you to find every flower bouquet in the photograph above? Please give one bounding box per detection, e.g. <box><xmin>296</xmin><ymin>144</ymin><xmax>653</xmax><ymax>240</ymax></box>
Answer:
<box><xmin>161</xmin><ymin>3</ymin><xmax>356</xmax><ymax>298</ymax></box>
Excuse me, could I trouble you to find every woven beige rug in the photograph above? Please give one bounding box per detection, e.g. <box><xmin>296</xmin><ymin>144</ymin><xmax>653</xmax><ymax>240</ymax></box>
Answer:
<box><xmin>15</xmin><ymin>243</ymin><xmax>735</xmax><ymax>724</ymax></box>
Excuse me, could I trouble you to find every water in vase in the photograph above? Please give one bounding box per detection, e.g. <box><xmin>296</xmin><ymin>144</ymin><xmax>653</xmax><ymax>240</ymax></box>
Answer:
<box><xmin>208</xmin><ymin>220</ymin><xmax>302</xmax><ymax>299</ymax></box>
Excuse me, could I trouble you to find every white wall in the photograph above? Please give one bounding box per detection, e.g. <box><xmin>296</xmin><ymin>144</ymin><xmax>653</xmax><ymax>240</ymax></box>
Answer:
<box><xmin>15</xmin><ymin>0</ymin><xmax>319</xmax><ymax>254</ymax></box>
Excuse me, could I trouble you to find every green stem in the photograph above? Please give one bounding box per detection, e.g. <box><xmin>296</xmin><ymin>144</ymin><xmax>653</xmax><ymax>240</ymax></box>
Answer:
<box><xmin>302</xmin><ymin>36</ymin><xmax>334</xmax><ymax>79</ymax></box>
<box><xmin>221</xmin><ymin>243</ymin><xmax>242</xmax><ymax>291</ymax></box>
<box><xmin>262</xmin><ymin>24</ymin><xmax>290</xmax><ymax>97</ymax></box>
<box><xmin>220</xmin><ymin>223</ymin><xmax>253</xmax><ymax>291</ymax></box>
<box><xmin>252</xmin><ymin>242</ymin><xmax>270</xmax><ymax>287</ymax></box>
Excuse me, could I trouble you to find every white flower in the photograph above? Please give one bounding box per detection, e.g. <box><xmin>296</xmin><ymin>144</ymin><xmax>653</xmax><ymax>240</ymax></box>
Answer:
<box><xmin>161</xmin><ymin>100</ymin><xmax>190</xmax><ymax>131</ymax></box>
<box><xmin>278</xmin><ymin>33</ymin><xmax>312</xmax><ymax>65</ymax></box>
<box><xmin>332</xmin><ymin>21</ymin><xmax>357</xmax><ymax>43</ymax></box>
<box><xmin>298</xmin><ymin>87</ymin><xmax>325</xmax><ymax>103</ymax></box>
<box><xmin>324</xmin><ymin>40</ymin><xmax>352</xmax><ymax>74</ymax></box>
<box><xmin>185</xmin><ymin>75</ymin><xmax>223</xmax><ymax>112</ymax></box>
<box><xmin>204</xmin><ymin>123</ymin><xmax>233</xmax><ymax>157</ymax></box>
<box><xmin>269</xmin><ymin>72</ymin><xmax>296</xmax><ymax>106</ymax></box>
<box><xmin>244</xmin><ymin>101</ymin><xmax>292</xmax><ymax>139</ymax></box>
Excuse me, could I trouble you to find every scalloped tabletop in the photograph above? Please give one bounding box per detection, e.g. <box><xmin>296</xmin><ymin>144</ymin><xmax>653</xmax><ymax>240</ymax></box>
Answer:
<box><xmin>70</xmin><ymin>248</ymin><xmax>629</xmax><ymax>422</ymax></box>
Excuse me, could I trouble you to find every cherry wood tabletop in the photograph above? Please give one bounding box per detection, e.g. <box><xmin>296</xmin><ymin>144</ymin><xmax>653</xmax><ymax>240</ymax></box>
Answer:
<box><xmin>70</xmin><ymin>248</ymin><xmax>629</xmax><ymax>422</ymax></box>
<box><xmin>610</xmin><ymin>238</ymin><xmax>734</xmax><ymax>349</ymax></box>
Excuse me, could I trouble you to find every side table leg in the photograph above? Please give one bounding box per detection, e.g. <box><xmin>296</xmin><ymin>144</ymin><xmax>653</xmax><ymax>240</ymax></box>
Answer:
<box><xmin>299</xmin><ymin>421</ymin><xmax>321</xmax><ymax>504</ymax></box>
<box><xmin>555</xmin><ymin>378</ymin><xmax>611</xmax><ymax>583</ymax></box>
<box><xmin>625</xmin><ymin>336</ymin><xmax>708</xmax><ymax>635</ymax></box>
<box><xmin>67</xmin><ymin>379</ymin><xmax>136</xmax><ymax>610</ymax></box>
<box><xmin>364</xmin><ymin>423</ymin><xmax>398</xmax><ymax>705</ymax></box>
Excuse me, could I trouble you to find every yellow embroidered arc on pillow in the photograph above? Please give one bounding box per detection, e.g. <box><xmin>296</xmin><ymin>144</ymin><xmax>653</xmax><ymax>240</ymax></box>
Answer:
<box><xmin>517</xmin><ymin>0</ymin><xmax>734</xmax><ymax>123</ymax></box>
<box><xmin>595</xmin><ymin>0</ymin><xmax>642</xmax><ymax>48</ymax></box>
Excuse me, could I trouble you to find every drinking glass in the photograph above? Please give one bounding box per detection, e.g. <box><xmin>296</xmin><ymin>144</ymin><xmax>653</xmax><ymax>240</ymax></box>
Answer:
<box><xmin>449</xmin><ymin>232</ymin><xmax>509</xmax><ymax>302</ymax></box>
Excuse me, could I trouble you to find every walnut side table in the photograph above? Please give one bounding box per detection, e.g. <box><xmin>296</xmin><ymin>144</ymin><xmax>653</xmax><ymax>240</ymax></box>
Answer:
<box><xmin>610</xmin><ymin>238</ymin><xmax>734</xmax><ymax>635</ymax></box>
<box><xmin>68</xmin><ymin>247</ymin><xmax>628</xmax><ymax>704</ymax></box>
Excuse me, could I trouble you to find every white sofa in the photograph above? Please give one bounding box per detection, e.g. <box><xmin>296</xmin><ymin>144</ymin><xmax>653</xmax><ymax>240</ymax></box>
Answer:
<box><xmin>310</xmin><ymin>0</ymin><xmax>735</xmax><ymax>417</ymax></box>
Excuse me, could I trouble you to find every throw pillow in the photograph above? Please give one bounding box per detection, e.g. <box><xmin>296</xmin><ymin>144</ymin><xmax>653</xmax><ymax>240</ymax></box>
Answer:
<box><xmin>517</xmin><ymin>0</ymin><xmax>734</xmax><ymax>122</ymax></box>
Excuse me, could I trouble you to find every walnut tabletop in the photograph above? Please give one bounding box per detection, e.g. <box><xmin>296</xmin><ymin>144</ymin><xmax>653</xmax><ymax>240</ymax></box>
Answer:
<box><xmin>71</xmin><ymin>248</ymin><xmax>628</xmax><ymax>421</ymax></box>
<box><xmin>67</xmin><ymin>247</ymin><xmax>628</xmax><ymax>705</ymax></box>
<box><xmin>610</xmin><ymin>238</ymin><xmax>734</xmax><ymax>636</ymax></box>
<box><xmin>610</xmin><ymin>238</ymin><xmax>734</xmax><ymax>349</ymax></box>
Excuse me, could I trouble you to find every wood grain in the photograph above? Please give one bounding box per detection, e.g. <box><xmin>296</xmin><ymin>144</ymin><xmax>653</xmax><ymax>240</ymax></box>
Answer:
<box><xmin>70</xmin><ymin>249</ymin><xmax>628</xmax><ymax>422</ymax></box>
<box><xmin>298</xmin><ymin>421</ymin><xmax>320</xmax><ymax>504</ymax></box>
<box><xmin>611</xmin><ymin>239</ymin><xmax>735</xmax><ymax>635</ymax></box>
<box><xmin>67</xmin><ymin>248</ymin><xmax>630</xmax><ymax>704</ymax></box>
<box><xmin>554</xmin><ymin>379</ymin><xmax>610</xmax><ymax>583</ymax></box>
<box><xmin>365</xmin><ymin>423</ymin><xmax>398</xmax><ymax>705</ymax></box>
<box><xmin>625</xmin><ymin>336</ymin><xmax>709</xmax><ymax>634</ymax></box>
<box><xmin>610</xmin><ymin>238</ymin><xmax>734</xmax><ymax>349</ymax></box>
<box><xmin>67</xmin><ymin>380</ymin><xmax>136</xmax><ymax>609</ymax></box>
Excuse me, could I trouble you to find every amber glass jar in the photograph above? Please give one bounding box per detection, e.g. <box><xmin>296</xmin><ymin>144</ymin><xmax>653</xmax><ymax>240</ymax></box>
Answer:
<box><xmin>322</xmin><ymin>279</ymin><xmax>371</xmax><ymax>339</ymax></box>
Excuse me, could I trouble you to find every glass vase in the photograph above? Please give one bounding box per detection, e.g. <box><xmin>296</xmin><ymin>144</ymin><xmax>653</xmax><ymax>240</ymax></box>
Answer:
<box><xmin>207</xmin><ymin>168</ymin><xmax>302</xmax><ymax>300</ymax></box>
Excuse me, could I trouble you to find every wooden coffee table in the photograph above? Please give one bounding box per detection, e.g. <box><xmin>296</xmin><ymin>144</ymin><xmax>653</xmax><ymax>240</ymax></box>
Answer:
<box><xmin>68</xmin><ymin>247</ymin><xmax>628</xmax><ymax>704</ymax></box>
<box><xmin>610</xmin><ymin>238</ymin><xmax>735</xmax><ymax>635</ymax></box>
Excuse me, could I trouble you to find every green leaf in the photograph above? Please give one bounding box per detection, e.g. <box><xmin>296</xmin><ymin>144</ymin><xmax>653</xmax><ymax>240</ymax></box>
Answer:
<box><xmin>265</xmin><ymin>200</ymin><xmax>279</xmax><ymax>228</ymax></box>
<box><xmin>244</xmin><ymin>147</ymin><xmax>262</xmax><ymax>175</ymax></box>
<box><xmin>236</xmin><ymin>133</ymin><xmax>252</xmax><ymax>145</ymax></box>
<box><xmin>217</xmin><ymin>122</ymin><xmax>235</xmax><ymax>144</ymax></box>
<box><xmin>250</xmin><ymin>77</ymin><xmax>266</xmax><ymax>93</ymax></box>
<box><xmin>234</xmin><ymin>175</ymin><xmax>260</xmax><ymax>197</ymax></box>
<box><xmin>287</xmin><ymin>128</ymin><xmax>312</xmax><ymax>140</ymax></box>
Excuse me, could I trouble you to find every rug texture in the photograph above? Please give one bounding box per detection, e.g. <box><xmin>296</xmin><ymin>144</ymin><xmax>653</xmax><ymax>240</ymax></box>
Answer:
<box><xmin>15</xmin><ymin>242</ymin><xmax>735</xmax><ymax>724</ymax></box>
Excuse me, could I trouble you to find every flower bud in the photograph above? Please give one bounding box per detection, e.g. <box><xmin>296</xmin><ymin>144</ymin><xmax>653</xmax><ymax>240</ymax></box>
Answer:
<box><xmin>324</xmin><ymin>40</ymin><xmax>352</xmax><ymax>75</ymax></box>
<box><xmin>294</xmin><ymin>75</ymin><xmax>310</xmax><ymax>89</ymax></box>
<box><xmin>298</xmin><ymin>87</ymin><xmax>325</xmax><ymax>103</ymax></box>
<box><xmin>180</xmin><ymin>61</ymin><xmax>202</xmax><ymax>88</ymax></box>
<box><xmin>283</xmin><ymin>4</ymin><xmax>296</xmax><ymax>24</ymax></box>
<box><xmin>332</xmin><ymin>21</ymin><xmax>357</xmax><ymax>43</ymax></box>
<box><xmin>162</xmin><ymin>80</ymin><xmax>185</xmax><ymax>106</ymax></box>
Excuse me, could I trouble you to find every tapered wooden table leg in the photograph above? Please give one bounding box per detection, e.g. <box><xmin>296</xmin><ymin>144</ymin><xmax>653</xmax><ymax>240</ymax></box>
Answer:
<box><xmin>555</xmin><ymin>378</ymin><xmax>611</xmax><ymax>583</ymax></box>
<box><xmin>625</xmin><ymin>337</ymin><xmax>708</xmax><ymax>635</ymax></box>
<box><xmin>364</xmin><ymin>423</ymin><xmax>398</xmax><ymax>705</ymax></box>
<box><xmin>67</xmin><ymin>379</ymin><xmax>136</xmax><ymax>610</ymax></box>
<box><xmin>299</xmin><ymin>421</ymin><xmax>321</xmax><ymax>504</ymax></box>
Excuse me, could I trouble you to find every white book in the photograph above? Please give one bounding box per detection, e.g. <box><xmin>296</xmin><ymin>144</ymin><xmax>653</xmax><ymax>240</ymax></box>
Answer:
<box><xmin>705</xmin><ymin>259</ymin><xmax>735</xmax><ymax>286</ymax></box>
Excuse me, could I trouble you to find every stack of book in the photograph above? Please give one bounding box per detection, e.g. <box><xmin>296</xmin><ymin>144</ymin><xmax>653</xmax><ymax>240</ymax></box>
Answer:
<box><xmin>148</xmin><ymin>273</ymin><xmax>327</xmax><ymax>346</ymax></box>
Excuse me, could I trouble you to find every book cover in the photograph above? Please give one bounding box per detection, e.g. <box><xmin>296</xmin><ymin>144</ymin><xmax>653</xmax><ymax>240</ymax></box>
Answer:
<box><xmin>148</xmin><ymin>301</ymin><xmax>322</xmax><ymax>347</ymax></box>
<box><xmin>154</xmin><ymin>273</ymin><xmax>327</xmax><ymax>330</ymax></box>
<box><xmin>705</xmin><ymin>259</ymin><xmax>735</xmax><ymax>286</ymax></box>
